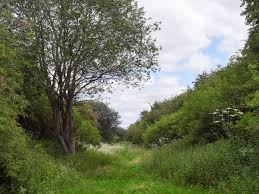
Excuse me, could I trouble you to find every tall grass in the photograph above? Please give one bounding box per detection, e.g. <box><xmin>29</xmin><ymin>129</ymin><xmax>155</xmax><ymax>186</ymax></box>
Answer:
<box><xmin>144</xmin><ymin>139</ymin><xmax>259</xmax><ymax>194</ymax></box>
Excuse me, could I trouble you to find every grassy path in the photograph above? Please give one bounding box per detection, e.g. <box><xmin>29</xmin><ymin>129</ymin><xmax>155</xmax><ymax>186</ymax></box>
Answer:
<box><xmin>59</xmin><ymin>143</ymin><xmax>210</xmax><ymax>194</ymax></box>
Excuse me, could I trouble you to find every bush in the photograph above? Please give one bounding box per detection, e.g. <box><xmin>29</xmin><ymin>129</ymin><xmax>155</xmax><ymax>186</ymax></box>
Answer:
<box><xmin>74</xmin><ymin>108</ymin><xmax>101</xmax><ymax>147</ymax></box>
<box><xmin>226</xmin><ymin>170</ymin><xmax>259</xmax><ymax>194</ymax></box>
<box><xmin>76</xmin><ymin>121</ymin><xmax>102</xmax><ymax>147</ymax></box>
<box><xmin>143</xmin><ymin>112</ymin><xmax>182</xmax><ymax>147</ymax></box>
<box><xmin>0</xmin><ymin>104</ymin><xmax>79</xmax><ymax>193</ymax></box>
<box><xmin>234</xmin><ymin>113</ymin><xmax>259</xmax><ymax>143</ymax></box>
<box><xmin>126</xmin><ymin>121</ymin><xmax>145</xmax><ymax>145</ymax></box>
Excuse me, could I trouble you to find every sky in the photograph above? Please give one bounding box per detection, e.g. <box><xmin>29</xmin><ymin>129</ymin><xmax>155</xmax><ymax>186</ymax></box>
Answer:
<box><xmin>100</xmin><ymin>0</ymin><xmax>248</xmax><ymax>128</ymax></box>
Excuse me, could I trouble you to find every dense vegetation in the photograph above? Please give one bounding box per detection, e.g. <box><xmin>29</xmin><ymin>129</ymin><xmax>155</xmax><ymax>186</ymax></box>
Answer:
<box><xmin>0</xmin><ymin>0</ymin><xmax>258</xmax><ymax>193</ymax></box>
<box><xmin>127</xmin><ymin>0</ymin><xmax>259</xmax><ymax>193</ymax></box>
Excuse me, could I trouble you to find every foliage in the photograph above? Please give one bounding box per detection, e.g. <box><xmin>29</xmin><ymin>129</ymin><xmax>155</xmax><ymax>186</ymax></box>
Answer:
<box><xmin>76</xmin><ymin>121</ymin><xmax>102</xmax><ymax>147</ymax></box>
<box><xmin>0</xmin><ymin>44</ymin><xmax>77</xmax><ymax>194</ymax></box>
<box><xmin>127</xmin><ymin>91</ymin><xmax>189</xmax><ymax>145</ymax></box>
<box><xmin>86</xmin><ymin>101</ymin><xmax>122</xmax><ymax>142</ymax></box>
<box><xmin>145</xmin><ymin>139</ymin><xmax>259</xmax><ymax>194</ymax></box>
<box><xmin>234</xmin><ymin>113</ymin><xmax>259</xmax><ymax>143</ymax></box>
<box><xmin>113</xmin><ymin>127</ymin><xmax>127</xmax><ymax>143</ymax></box>
<box><xmin>143</xmin><ymin>112</ymin><xmax>182</xmax><ymax>147</ymax></box>
<box><xmin>74</xmin><ymin>107</ymin><xmax>101</xmax><ymax>147</ymax></box>
<box><xmin>127</xmin><ymin>2</ymin><xmax>259</xmax><ymax>193</ymax></box>
<box><xmin>140</xmin><ymin>92</ymin><xmax>188</xmax><ymax>125</ymax></box>
<box><xmin>241</xmin><ymin>0</ymin><xmax>259</xmax><ymax>57</ymax></box>
<box><xmin>74</xmin><ymin>102</ymin><xmax>99</xmax><ymax>127</ymax></box>
<box><xmin>126</xmin><ymin>121</ymin><xmax>145</xmax><ymax>144</ymax></box>
<box><xmin>74</xmin><ymin>100</ymin><xmax>124</xmax><ymax>145</ymax></box>
<box><xmin>128</xmin><ymin>56</ymin><xmax>257</xmax><ymax>145</ymax></box>
<box><xmin>18</xmin><ymin>64</ymin><xmax>54</xmax><ymax>137</ymax></box>
<box><xmin>210</xmin><ymin>107</ymin><xmax>245</xmax><ymax>139</ymax></box>
<box><xmin>0</xmin><ymin>0</ymin><xmax>258</xmax><ymax>193</ymax></box>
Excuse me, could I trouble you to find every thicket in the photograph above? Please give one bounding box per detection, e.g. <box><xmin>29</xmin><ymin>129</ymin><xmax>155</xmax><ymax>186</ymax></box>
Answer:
<box><xmin>0</xmin><ymin>44</ymin><xmax>69</xmax><ymax>193</ymax></box>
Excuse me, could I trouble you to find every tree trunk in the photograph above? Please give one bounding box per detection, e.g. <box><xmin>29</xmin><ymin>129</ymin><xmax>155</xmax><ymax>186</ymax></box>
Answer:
<box><xmin>53</xmin><ymin>100</ymin><xmax>75</xmax><ymax>154</ymax></box>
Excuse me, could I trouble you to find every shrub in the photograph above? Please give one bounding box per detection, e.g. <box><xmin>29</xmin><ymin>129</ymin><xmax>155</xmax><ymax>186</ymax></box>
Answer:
<box><xmin>76</xmin><ymin>121</ymin><xmax>102</xmax><ymax>147</ymax></box>
<box><xmin>126</xmin><ymin>121</ymin><xmax>145</xmax><ymax>145</ymax></box>
<box><xmin>0</xmin><ymin>104</ymin><xmax>78</xmax><ymax>193</ymax></box>
<box><xmin>74</xmin><ymin>108</ymin><xmax>101</xmax><ymax>147</ymax></box>
<box><xmin>226</xmin><ymin>169</ymin><xmax>259</xmax><ymax>194</ymax></box>
<box><xmin>143</xmin><ymin>112</ymin><xmax>182</xmax><ymax>147</ymax></box>
<box><xmin>0</xmin><ymin>44</ymin><xmax>79</xmax><ymax>193</ymax></box>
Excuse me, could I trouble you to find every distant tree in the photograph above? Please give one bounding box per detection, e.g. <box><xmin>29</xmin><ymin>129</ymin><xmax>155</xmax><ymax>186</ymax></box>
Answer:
<box><xmin>114</xmin><ymin>127</ymin><xmax>127</xmax><ymax>141</ymax></box>
<box><xmin>127</xmin><ymin>121</ymin><xmax>145</xmax><ymax>144</ymax></box>
<box><xmin>2</xmin><ymin>0</ymin><xmax>160</xmax><ymax>153</ymax></box>
<box><xmin>88</xmin><ymin>101</ymin><xmax>121</xmax><ymax>142</ymax></box>
<box><xmin>74</xmin><ymin>100</ymin><xmax>122</xmax><ymax>142</ymax></box>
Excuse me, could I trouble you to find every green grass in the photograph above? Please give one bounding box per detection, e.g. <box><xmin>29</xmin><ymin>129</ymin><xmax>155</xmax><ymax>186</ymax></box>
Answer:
<box><xmin>56</xmin><ymin>143</ymin><xmax>211</xmax><ymax>194</ymax></box>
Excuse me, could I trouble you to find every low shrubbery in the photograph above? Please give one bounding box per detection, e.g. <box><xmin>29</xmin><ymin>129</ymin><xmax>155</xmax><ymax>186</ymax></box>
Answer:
<box><xmin>0</xmin><ymin>44</ymin><xmax>79</xmax><ymax>193</ymax></box>
<box><xmin>0</xmin><ymin>109</ymin><xmax>79</xmax><ymax>193</ymax></box>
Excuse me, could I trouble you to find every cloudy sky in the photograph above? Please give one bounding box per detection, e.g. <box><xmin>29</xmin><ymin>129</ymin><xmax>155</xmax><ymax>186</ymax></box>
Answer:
<box><xmin>101</xmin><ymin>0</ymin><xmax>248</xmax><ymax>128</ymax></box>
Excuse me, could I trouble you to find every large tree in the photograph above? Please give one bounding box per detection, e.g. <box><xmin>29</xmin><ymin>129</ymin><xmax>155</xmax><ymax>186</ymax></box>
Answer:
<box><xmin>2</xmin><ymin>0</ymin><xmax>159</xmax><ymax>153</ymax></box>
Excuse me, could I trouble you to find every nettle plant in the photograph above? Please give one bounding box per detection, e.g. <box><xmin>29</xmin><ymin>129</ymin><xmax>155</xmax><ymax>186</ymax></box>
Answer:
<box><xmin>210</xmin><ymin>107</ymin><xmax>244</xmax><ymax>138</ymax></box>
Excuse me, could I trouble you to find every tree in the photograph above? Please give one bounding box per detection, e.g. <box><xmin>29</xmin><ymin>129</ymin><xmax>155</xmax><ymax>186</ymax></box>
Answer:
<box><xmin>89</xmin><ymin>101</ymin><xmax>121</xmax><ymax>142</ymax></box>
<box><xmin>75</xmin><ymin>100</ymin><xmax>121</xmax><ymax>142</ymax></box>
<box><xmin>3</xmin><ymin>0</ymin><xmax>160</xmax><ymax>153</ymax></box>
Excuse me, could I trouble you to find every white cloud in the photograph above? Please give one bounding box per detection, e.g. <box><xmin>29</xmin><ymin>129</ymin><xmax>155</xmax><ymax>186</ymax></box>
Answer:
<box><xmin>183</xmin><ymin>52</ymin><xmax>219</xmax><ymax>73</ymax></box>
<box><xmin>139</xmin><ymin>0</ymin><xmax>248</xmax><ymax>70</ymax></box>
<box><xmin>101</xmin><ymin>76</ymin><xmax>185</xmax><ymax>128</ymax></box>
<box><xmin>99</xmin><ymin>0</ymin><xmax>248</xmax><ymax>128</ymax></box>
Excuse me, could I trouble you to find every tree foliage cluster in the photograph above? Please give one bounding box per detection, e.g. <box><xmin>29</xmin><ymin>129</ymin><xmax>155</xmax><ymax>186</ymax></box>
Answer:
<box><xmin>74</xmin><ymin>100</ymin><xmax>126</xmax><ymax>146</ymax></box>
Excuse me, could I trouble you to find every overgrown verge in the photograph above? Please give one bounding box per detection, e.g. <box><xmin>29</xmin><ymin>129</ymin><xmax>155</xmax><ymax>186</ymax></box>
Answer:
<box><xmin>144</xmin><ymin>139</ymin><xmax>259</xmax><ymax>194</ymax></box>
